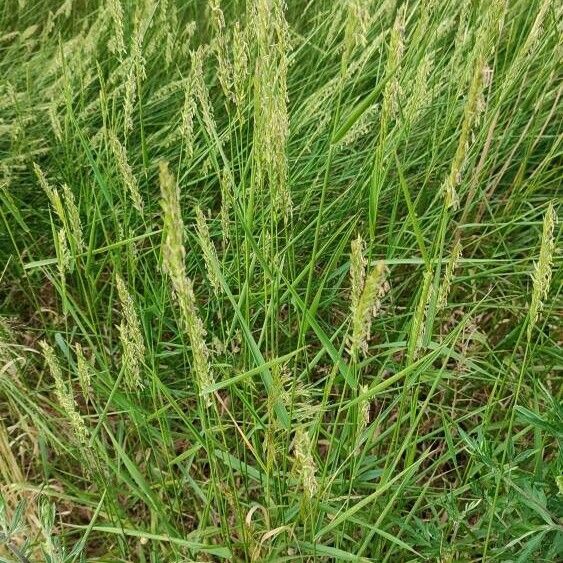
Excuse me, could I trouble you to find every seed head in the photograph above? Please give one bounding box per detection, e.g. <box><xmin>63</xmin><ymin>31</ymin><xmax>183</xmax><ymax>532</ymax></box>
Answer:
<box><xmin>349</xmin><ymin>258</ymin><xmax>388</xmax><ymax>361</ymax></box>
<box><xmin>159</xmin><ymin>162</ymin><xmax>185</xmax><ymax>282</ymax></box>
<box><xmin>191</xmin><ymin>47</ymin><xmax>221</xmax><ymax>150</ymax></box>
<box><xmin>109</xmin><ymin>133</ymin><xmax>144</xmax><ymax>214</ymax></box>
<box><xmin>108</xmin><ymin>0</ymin><xmax>126</xmax><ymax>58</ymax></box>
<box><xmin>57</xmin><ymin>228</ymin><xmax>72</xmax><ymax>276</ymax></box>
<box><xmin>251</xmin><ymin>0</ymin><xmax>292</xmax><ymax>222</ymax></box>
<box><xmin>350</xmin><ymin>235</ymin><xmax>367</xmax><ymax>314</ymax></box>
<box><xmin>123</xmin><ymin>69</ymin><xmax>137</xmax><ymax>134</ymax></box>
<box><xmin>195</xmin><ymin>206</ymin><xmax>222</xmax><ymax>296</ymax></box>
<box><xmin>61</xmin><ymin>184</ymin><xmax>84</xmax><ymax>253</ymax></box>
<box><xmin>220</xmin><ymin>167</ymin><xmax>233</xmax><ymax>246</ymax></box>
<box><xmin>382</xmin><ymin>3</ymin><xmax>407</xmax><ymax>119</ymax></box>
<box><xmin>293</xmin><ymin>427</ymin><xmax>318</xmax><ymax>501</ymax></box>
<box><xmin>180</xmin><ymin>84</ymin><xmax>196</xmax><ymax>159</ymax></box>
<box><xmin>48</xmin><ymin>103</ymin><xmax>63</xmax><ymax>141</ymax></box>
<box><xmin>408</xmin><ymin>268</ymin><xmax>434</xmax><ymax>361</ymax></box>
<box><xmin>443</xmin><ymin>54</ymin><xmax>487</xmax><ymax>211</ymax></box>
<box><xmin>35</xmin><ymin>164</ymin><xmax>83</xmax><ymax>254</ymax></box>
<box><xmin>209</xmin><ymin>0</ymin><xmax>234</xmax><ymax>102</ymax></box>
<box><xmin>75</xmin><ymin>343</ymin><xmax>92</xmax><ymax>403</ymax></box>
<box><xmin>528</xmin><ymin>203</ymin><xmax>557</xmax><ymax>340</ymax></box>
<box><xmin>232</xmin><ymin>22</ymin><xmax>249</xmax><ymax>114</ymax></box>
<box><xmin>404</xmin><ymin>54</ymin><xmax>434</xmax><ymax>128</ymax></box>
<box><xmin>343</xmin><ymin>0</ymin><xmax>370</xmax><ymax>68</ymax></box>
<box><xmin>130</xmin><ymin>18</ymin><xmax>147</xmax><ymax>83</ymax></box>
<box><xmin>437</xmin><ymin>240</ymin><xmax>463</xmax><ymax>311</ymax></box>
<box><xmin>164</xmin><ymin>3</ymin><xmax>178</xmax><ymax>67</ymax></box>
<box><xmin>40</xmin><ymin>340</ymin><xmax>88</xmax><ymax>444</ymax></box>
<box><xmin>522</xmin><ymin>0</ymin><xmax>550</xmax><ymax>56</ymax></box>
<box><xmin>34</xmin><ymin>163</ymin><xmax>64</xmax><ymax>221</ymax></box>
<box><xmin>357</xmin><ymin>384</ymin><xmax>371</xmax><ymax>444</ymax></box>
<box><xmin>444</xmin><ymin>1</ymin><xmax>506</xmax><ymax>211</ymax></box>
<box><xmin>122</xmin><ymin>15</ymin><xmax>147</xmax><ymax>134</ymax></box>
<box><xmin>160</xmin><ymin>162</ymin><xmax>214</xmax><ymax>405</ymax></box>
<box><xmin>116</xmin><ymin>274</ymin><xmax>145</xmax><ymax>390</ymax></box>
<box><xmin>340</xmin><ymin>103</ymin><xmax>379</xmax><ymax>147</ymax></box>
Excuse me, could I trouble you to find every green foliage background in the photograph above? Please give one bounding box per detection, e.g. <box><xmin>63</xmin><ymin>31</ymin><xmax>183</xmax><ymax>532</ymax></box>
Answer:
<box><xmin>0</xmin><ymin>0</ymin><xmax>561</xmax><ymax>560</ymax></box>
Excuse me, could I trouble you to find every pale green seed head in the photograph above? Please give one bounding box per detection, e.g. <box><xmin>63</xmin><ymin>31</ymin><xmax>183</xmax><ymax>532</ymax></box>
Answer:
<box><xmin>40</xmin><ymin>340</ymin><xmax>88</xmax><ymax>444</ymax></box>
<box><xmin>408</xmin><ymin>268</ymin><xmax>434</xmax><ymax>361</ymax></box>
<box><xmin>528</xmin><ymin>202</ymin><xmax>557</xmax><ymax>340</ymax></box>
<box><xmin>437</xmin><ymin>240</ymin><xmax>463</xmax><ymax>312</ymax></box>
<box><xmin>56</xmin><ymin>228</ymin><xmax>72</xmax><ymax>276</ymax></box>
<box><xmin>350</xmin><ymin>234</ymin><xmax>367</xmax><ymax>316</ymax></box>
<box><xmin>195</xmin><ymin>206</ymin><xmax>222</xmax><ymax>296</ymax></box>
<box><xmin>109</xmin><ymin>133</ymin><xmax>144</xmax><ymax>215</ymax></box>
<box><xmin>293</xmin><ymin>427</ymin><xmax>318</xmax><ymax>501</ymax></box>
<box><xmin>349</xmin><ymin>260</ymin><xmax>388</xmax><ymax>361</ymax></box>
<box><xmin>116</xmin><ymin>274</ymin><xmax>145</xmax><ymax>390</ymax></box>
<box><xmin>159</xmin><ymin>162</ymin><xmax>213</xmax><ymax>405</ymax></box>
<box><xmin>61</xmin><ymin>184</ymin><xmax>84</xmax><ymax>253</ymax></box>
<box><xmin>75</xmin><ymin>343</ymin><xmax>91</xmax><ymax>403</ymax></box>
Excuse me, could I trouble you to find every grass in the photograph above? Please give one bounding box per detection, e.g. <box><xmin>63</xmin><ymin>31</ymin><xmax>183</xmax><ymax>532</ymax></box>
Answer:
<box><xmin>0</xmin><ymin>0</ymin><xmax>561</xmax><ymax>560</ymax></box>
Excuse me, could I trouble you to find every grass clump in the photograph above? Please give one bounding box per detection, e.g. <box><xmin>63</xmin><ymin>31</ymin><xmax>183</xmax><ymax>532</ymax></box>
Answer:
<box><xmin>0</xmin><ymin>0</ymin><xmax>561</xmax><ymax>560</ymax></box>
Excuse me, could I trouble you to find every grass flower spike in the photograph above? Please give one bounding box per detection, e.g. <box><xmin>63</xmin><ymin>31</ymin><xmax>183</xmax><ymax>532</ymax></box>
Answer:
<box><xmin>159</xmin><ymin>162</ymin><xmax>214</xmax><ymax>405</ymax></box>
<box><xmin>293</xmin><ymin>427</ymin><xmax>318</xmax><ymax>501</ymax></box>
<box><xmin>40</xmin><ymin>341</ymin><xmax>88</xmax><ymax>444</ymax></box>
<box><xmin>116</xmin><ymin>274</ymin><xmax>145</xmax><ymax>390</ymax></box>
<box><xmin>528</xmin><ymin>202</ymin><xmax>557</xmax><ymax>340</ymax></box>
<box><xmin>349</xmin><ymin>236</ymin><xmax>388</xmax><ymax>360</ymax></box>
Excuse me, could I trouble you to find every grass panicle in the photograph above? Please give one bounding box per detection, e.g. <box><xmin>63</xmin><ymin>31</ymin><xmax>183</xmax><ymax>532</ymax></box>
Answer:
<box><xmin>40</xmin><ymin>340</ymin><xmax>88</xmax><ymax>444</ymax></box>
<box><xmin>116</xmin><ymin>273</ymin><xmax>146</xmax><ymax>390</ymax></box>
<box><xmin>527</xmin><ymin>202</ymin><xmax>557</xmax><ymax>340</ymax></box>
<box><xmin>159</xmin><ymin>162</ymin><xmax>214</xmax><ymax>405</ymax></box>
